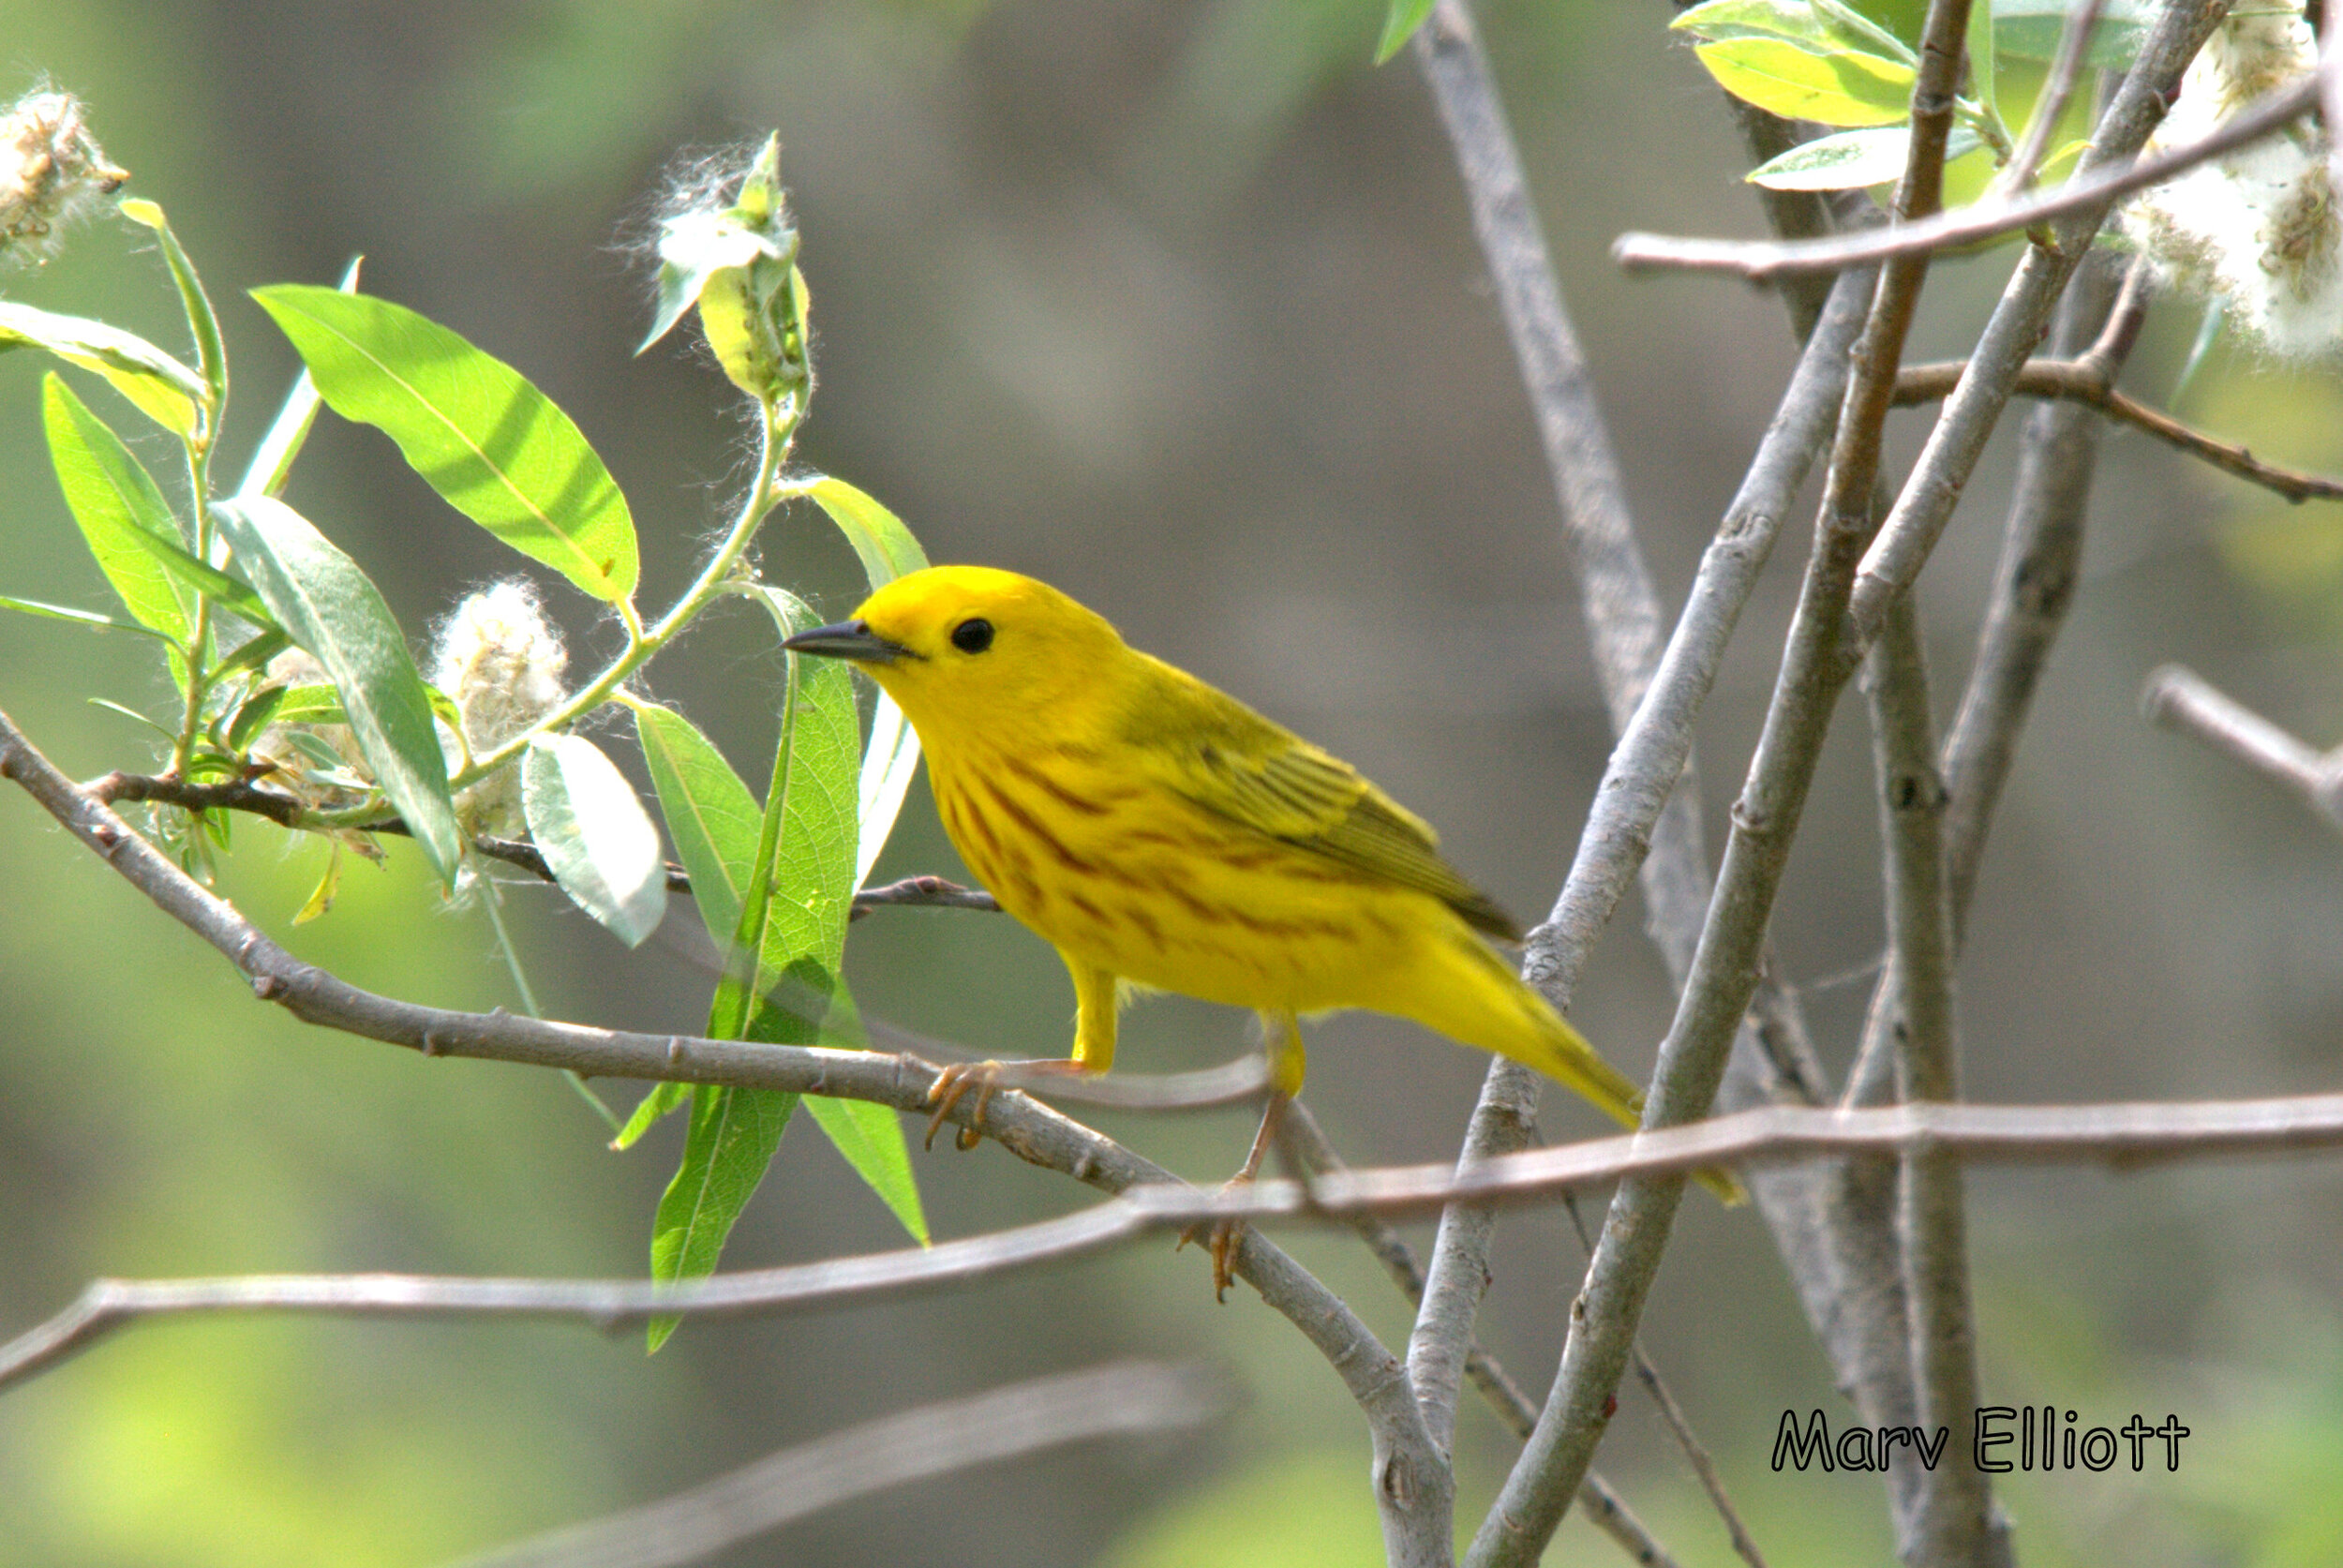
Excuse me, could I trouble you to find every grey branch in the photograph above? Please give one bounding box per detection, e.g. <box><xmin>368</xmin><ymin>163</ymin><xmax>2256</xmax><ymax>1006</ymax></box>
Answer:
<box><xmin>2143</xmin><ymin>665</ymin><xmax>2343</xmax><ymax>828</ymax></box>
<box><xmin>1613</xmin><ymin>71</ymin><xmax>2309</xmax><ymax>280</ymax></box>
<box><xmin>0</xmin><ymin>703</ymin><xmax>1448</xmax><ymax>1548</ymax></box>
<box><xmin>1865</xmin><ymin>602</ymin><xmax>2007</xmax><ymax>1565</ymax></box>
<box><xmin>445</xmin><ymin>1362</ymin><xmax>1227</xmax><ymax>1568</ymax></box>
<box><xmin>1894</xmin><ymin>358</ymin><xmax>2343</xmax><ymax>503</ymax></box>
<box><xmin>1846</xmin><ymin>0</ymin><xmax>2243</xmax><ymax>651</ymax></box>
<box><xmin>1408</xmin><ymin>0</ymin><xmax>1692</xmax><ymax>1516</ymax></box>
<box><xmin>22</xmin><ymin>1090</ymin><xmax>2343</xmax><ymax>1390</ymax></box>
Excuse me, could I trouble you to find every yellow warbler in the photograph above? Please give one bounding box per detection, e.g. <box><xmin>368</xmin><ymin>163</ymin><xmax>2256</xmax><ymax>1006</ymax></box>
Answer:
<box><xmin>785</xmin><ymin>566</ymin><xmax>1739</xmax><ymax>1289</ymax></box>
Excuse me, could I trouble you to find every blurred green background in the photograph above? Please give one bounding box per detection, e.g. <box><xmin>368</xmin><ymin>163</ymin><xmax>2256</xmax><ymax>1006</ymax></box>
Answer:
<box><xmin>6</xmin><ymin>1</ymin><xmax>2343</xmax><ymax>1563</ymax></box>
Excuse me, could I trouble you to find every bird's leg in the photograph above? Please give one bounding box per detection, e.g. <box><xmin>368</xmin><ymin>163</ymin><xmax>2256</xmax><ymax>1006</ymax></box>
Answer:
<box><xmin>1186</xmin><ymin>1012</ymin><xmax>1307</xmax><ymax>1300</ymax></box>
<box><xmin>924</xmin><ymin>959</ymin><xmax>1119</xmax><ymax>1151</ymax></box>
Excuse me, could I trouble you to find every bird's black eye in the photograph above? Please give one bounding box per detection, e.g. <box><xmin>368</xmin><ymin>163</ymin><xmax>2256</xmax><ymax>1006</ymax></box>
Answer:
<box><xmin>950</xmin><ymin>618</ymin><xmax>995</xmax><ymax>654</ymax></box>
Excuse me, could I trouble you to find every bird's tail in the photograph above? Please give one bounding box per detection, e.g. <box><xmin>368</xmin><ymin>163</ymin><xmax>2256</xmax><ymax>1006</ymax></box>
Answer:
<box><xmin>1415</xmin><ymin>935</ymin><xmax>1747</xmax><ymax>1207</ymax></box>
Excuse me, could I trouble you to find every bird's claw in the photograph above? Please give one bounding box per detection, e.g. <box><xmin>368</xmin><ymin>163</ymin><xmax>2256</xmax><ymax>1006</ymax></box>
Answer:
<box><xmin>1177</xmin><ymin>1179</ymin><xmax>1254</xmax><ymax>1303</ymax></box>
<box><xmin>923</xmin><ymin>1060</ymin><xmax>1006</xmax><ymax>1151</ymax></box>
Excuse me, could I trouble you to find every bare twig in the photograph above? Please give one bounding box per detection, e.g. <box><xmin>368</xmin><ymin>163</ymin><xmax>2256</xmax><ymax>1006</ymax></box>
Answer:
<box><xmin>82</xmin><ymin>771</ymin><xmax>1008</xmax><ymax>916</ymax></box>
<box><xmin>0</xmin><ymin>704</ymin><xmax>1450</xmax><ymax>1557</ymax></box>
<box><xmin>445</xmin><ymin>1362</ymin><xmax>1226</xmax><ymax>1568</ymax></box>
<box><xmin>2001</xmin><ymin>0</ymin><xmax>2106</xmax><ymax>193</ymax></box>
<box><xmin>1847</xmin><ymin>2</ymin><xmax>2244</xmax><ymax>649</ymax></box>
<box><xmin>1470</xmin><ymin>4</ymin><xmax>1983</xmax><ymax>1560</ymax></box>
<box><xmin>22</xmin><ymin>1090</ymin><xmax>2343</xmax><ymax>1390</ymax></box>
<box><xmin>1408</xmin><ymin>0</ymin><xmax>1697</xmax><ymax>1506</ymax></box>
<box><xmin>1614</xmin><ymin>72</ymin><xmax>2309</xmax><ymax>280</ymax></box>
<box><xmin>1865</xmin><ymin>600</ymin><xmax>2006</xmax><ymax>1566</ymax></box>
<box><xmin>2143</xmin><ymin>665</ymin><xmax>2343</xmax><ymax>826</ymax></box>
<box><xmin>1893</xmin><ymin>359</ymin><xmax>2343</xmax><ymax>503</ymax></box>
<box><xmin>1283</xmin><ymin>1107</ymin><xmax>1684</xmax><ymax>1568</ymax></box>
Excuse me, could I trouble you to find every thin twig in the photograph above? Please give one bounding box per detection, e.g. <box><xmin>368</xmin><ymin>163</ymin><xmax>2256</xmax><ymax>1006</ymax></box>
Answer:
<box><xmin>0</xmin><ymin>704</ymin><xmax>1448</xmax><ymax>1546</ymax></box>
<box><xmin>1865</xmin><ymin>599</ymin><xmax>2006</xmax><ymax>1566</ymax></box>
<box><xmin>22</xmin><ymin>1089</ymin><xmax>2343</xmax><ymax>1390</ymax></box>
<box><xmin>1614</xmin><ymin>73</ymin><xmax>2310</xmax><ymax>280</ymax></box>
<box><xmin>1560</xmin><ymin>1196</ymin><xmax>1768</xmax><ymax>1568</ymax></box>
<box><xmin>445</xmin><ymin>1362</ymin><xmax>1227</xmax><ymax>1568</ymax></box>
<box><xmin>1846</xmin><ymin>1</ymin><xmax>2245</xmax><ymax>650</ymax></box>
<box><xmin>2001</xmin><ymin>0</ymin><xmax>2106</xmax><ymax>193</ymax></box>
<box><xmin>1892</xmin><ymin>357</ymin><xmax>2343</xmax><ymax>503</ymax></box>
<box><xmin>1470</xmin><ymin>5</ymin><xmax>1987</xmax><ymax>1561</ymax></box>
<box><xmin>82</xmin><ymin>771</ymin><xmax>1009</xmax><ymax>915</ymax></box>
<box><xmin>1408</xmin><ymin>0</ymin><xmax>1692</xmax><ymax>1512</ymax></box>
<box><xmin>2142</xmin><ymin>664</ymin><xmax>2343</xmax><ymax>827</ymax></box>
<box><xmin>1283</xmin><ymin>1107</ymin><xmax>1683</xmax><ymax>1568</ymax></box>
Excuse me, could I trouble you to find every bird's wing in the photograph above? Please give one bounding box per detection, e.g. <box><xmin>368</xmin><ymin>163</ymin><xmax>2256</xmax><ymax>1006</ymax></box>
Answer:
<box><xmin>1127</xmin><ymin>663</ymin><xmax>1522</xmax><ymax>942</ymax></box>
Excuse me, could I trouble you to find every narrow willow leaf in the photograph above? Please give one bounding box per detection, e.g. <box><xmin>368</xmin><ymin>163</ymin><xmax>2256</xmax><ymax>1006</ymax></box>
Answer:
<box><xmin>1962</xmin><ymin>0</ymin><xmax>1996</xmax><ymax>129</ymax></box>
<box><xmin>212</xmin><ymin>496</ymin><xmax>460</xmax><ymax>885</ymax></box>
<box><xmin>251</xmin><ymin>286</ymin><xmax>639</xmax><ymax>603</ymax></box>
<box><xmin>114</xmin><ymin>518</ymin><xmax>276</xmax><ymax>630</ymax></box>
<box><xmin>803</xmin><ymin>991</ymin><xmax>927</xmax><ymax>1246</ymax></box>
<box><xmin>1748</xmin><ymin>125</ymin><xmax>1984</xmax><ymax>190</ymax></box>
<box><xmin>1674</xmin><ymin>0</ymin><xmax>1915</xmax><ymax>62</ymax></box>
<box><xmin>634</xmin><ymin>701</ymin><xmax>762</xmax><ymax>949</ymax></box>
<box><xmin>0</xmin><ymin>300</ymin><xmax>205</xmax><ymax>440</ymax></box>
<box><xmin>807</xmin><ymin>476</ymin><xmax>930</xmax><ymax>591</ymax></box>
<box><xmin>265</xmin><ymin>683</ymin><xmax>350</xmax><ymax>727</ymax></box>
<box><xmin>224</xmin><ymin>682</ymin><xmax>292</xmax><ymax>752</ymax></box>
<box><xmin>89</xmin><ymin>697</ymin><xmax>175</xmax><ymax>739</ymax></box>
<box><xmin>856</xmin><ymin>692</ymin><xmax>922</xmax><ymax>890</ymax></box>
<box><xmin>1373</xmin><ymin>0</ymin><xmax>1434</xmax><ymax>64</ymax></box>
<box><xmin>1691</xmin><ymin>35</ymin><xmax>1918</xmax><ymax>127</ymax></box>
<box><xmin>0</xmin><ymin>595</ymin><xmax>172</xmax><ymax>637</ymax></box>
<box><xmin>42</xmin><ymin>373</ymin><xmax>194</xmax><ymax>640</ymax></box>
<box><xmin>613</xmin><ymin>1081</ymin><xmax>691</xmax><ymax>1152</ymax></box>
<box><xmin>522</xmin><ymin>733</ymin><xmax>669</xmax><ymax>948</ymax></box>
<box><xmin>646</xmin><ymin>1081</ymin><xmax>797</xmax><ymax>1352</ymax></box>
<box><xmin>118</xmin><ymin>200</ymin><xmax>228</xmax><ymax>415</ymax></box>
<box><xmin>293</xmin><ymin>843</ymin><xmax>343</xmax><ymax>925</ymax></box>
<box><xmin>239</xmin><ymin>257</ymin><xmax>364</xmax><ymax>500</ymax></box>
<box><xmin>1993</xmin><ymin>0</ymin><xmax>2150</xmax><ymax>67</ymax></box>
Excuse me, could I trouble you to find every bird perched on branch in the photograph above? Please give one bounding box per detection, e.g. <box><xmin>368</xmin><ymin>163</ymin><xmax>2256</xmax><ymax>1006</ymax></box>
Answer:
<box><xmin>785</xmin><ymin>565</ymin><xmax>1741</xmax><ymax>1295</ymax></box>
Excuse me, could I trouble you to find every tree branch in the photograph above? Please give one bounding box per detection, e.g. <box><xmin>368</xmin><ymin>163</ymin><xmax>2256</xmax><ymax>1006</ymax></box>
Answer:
<box><xmin>2142</xmin><ymin>665</ymin><xmax>2343</xmax><ymax>828</ymax></box>
<box><xmin>446</xmin><ymin>1362</ymin><xmax>1226</xmax><ymax>1568</ymax></box>
<box><xmin>1893</xmin><ymin>359</ymin><xmax>2343</xmax><ymax>504</ymax></box>
<box><xmin>22</xmin><ymin>1089</ymin><xmax>2343</xmax><ymax>1391</ymax></box>
<box><xmin>1613</xmin><ymin>72</ymin><xmax>2308</xmax><ymax>280</ymax></box>
<box><xmin>0</xmin><ymin>702</ymin><xmax>1449</xmax><ymax>1557</ymax></box>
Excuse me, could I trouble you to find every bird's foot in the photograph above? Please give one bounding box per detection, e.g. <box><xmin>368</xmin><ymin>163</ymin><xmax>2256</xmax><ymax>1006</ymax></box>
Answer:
<box><xmin>1178</xmin><ymin>1174</ymin><xmax>1257</xmax><ymax>1304</ymax></box>
<box><xmin>921</xmin><ymin>1057</ymin><xmax>1092</xmax><ymax>1151</ymax></box>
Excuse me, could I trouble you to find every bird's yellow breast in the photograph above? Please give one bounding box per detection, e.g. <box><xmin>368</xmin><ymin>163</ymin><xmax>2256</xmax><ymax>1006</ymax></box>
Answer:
<box><xmin>925</xmin><ymin>737</ymin><xmax>1445</xmax><ymax>1015</ymax></box>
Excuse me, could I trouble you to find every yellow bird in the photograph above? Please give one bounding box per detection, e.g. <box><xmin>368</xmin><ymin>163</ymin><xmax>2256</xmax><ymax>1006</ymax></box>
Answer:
<box><xmin>784</xmin><ymin>566</ymin><xmax>1739</xmax><ymax>1292</ymax></box>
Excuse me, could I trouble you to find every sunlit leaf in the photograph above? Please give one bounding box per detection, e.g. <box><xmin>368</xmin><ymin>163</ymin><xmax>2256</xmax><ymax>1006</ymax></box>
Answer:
<box><xmin>252</xmin><ymin>286</ymin><xmax>639</xmax><ymax>603</ymax></box>
<box><xmin>0</xmin><ymin>300</ymin><xmax>205</xmax><ymax>439</ymax></box>
<box><xmin>0</xmin><ymin>593</ymin><xmax>172</xmax><ymax>638</ymax></box>
<box><xmin>1372</xmin><ymin>0</ymin><xmax>1434</xmax><ymax>64</ymax></box>
<box><xmin>1747</xmin><ymin>124</ymin><xmax>1984</xmax><ymax>190</ymax></box>
<box><xmin>1993</xmin><ymin>0</ymin><xmax>2152</xmax><ymax>68</ymax></box>
<box><xmin>239</xmin><ymin>257</ymin><xmax>364</xmax><ymax>500</ymax></box>
<box><xmin>857</xmin><ymin>692</ymin><xmax>921</xmax><ymax>891</ymax></box>
<box><xmin>118</xmin><ymin>199</ymin><xmax>227</xmax><ymax>415</ymax></box>
<box><xmin>1674</xmin><ymin>0</ymin><xmax>1916</xmax><ymax>62</ymax></box>
<box><xmin>807</xmin><ymin>476</ymin><xmax>930</xmax><ymax>592</ymax></box>
<box><xmin>522</xmin><ymin>732</ymin><xmax>669</xmax><ymax>948</ymax></box>
<box><xmin>212</xmin><ymin>496</ymin><xmax>460</xmax><ymax>885</ymax></box>
<box><xmin>42</xmin><ymin>373</ymin><xmax>194</xmax><ymax>642</ymax></box>
<box><xmin>1690</xmin><ymin>35</ymin><xmax>1917</xmax><ymax>127</ymax></box>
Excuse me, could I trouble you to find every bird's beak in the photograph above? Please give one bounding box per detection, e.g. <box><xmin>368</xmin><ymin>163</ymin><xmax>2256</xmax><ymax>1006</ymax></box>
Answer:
<box><xmin>782</xmin><ymin>619</ymin><xmax>914</xmax><ymax>665</ymax></box>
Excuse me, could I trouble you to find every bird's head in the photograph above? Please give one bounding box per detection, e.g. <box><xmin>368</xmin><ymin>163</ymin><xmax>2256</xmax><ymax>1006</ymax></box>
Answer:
<box><xmin>782</xmin><ymin>565</ymin><xmax>1128</xmax><ymax>746</ymax></box>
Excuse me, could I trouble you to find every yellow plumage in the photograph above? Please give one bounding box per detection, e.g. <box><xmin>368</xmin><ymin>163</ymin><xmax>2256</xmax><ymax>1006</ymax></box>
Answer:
<box><xmin>784</xmin><ymin>566</ymin><xmax>1739</xmax><ymax>1222</ymax></box>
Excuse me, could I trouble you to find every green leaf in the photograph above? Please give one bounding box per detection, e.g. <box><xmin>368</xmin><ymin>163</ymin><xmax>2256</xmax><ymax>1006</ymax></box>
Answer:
<box><xmin>1690</xmin><ymin>35</ymin><xmax>1918</xmax><ymax>127</ymax></box>
<box><xmin>42</xmin><ymin>374</ymin><xmax>194</xmax><ymax>642</ymax></box>
<box><xmin>265</xmin><ymin>683</ymin><xmax>350</xmax><ymax>726</ymax></box>
<box><xmin>1992</xmin><ymin>0</ymin><xmax>2151</xmax><ymax>68</ymax></box>
<box><xmin>1673</xmin><ymin>0</ymin><xmax>1916</xmax><ymax>62</ymax></box>
<box><xmin>802</xmin><ymin>991</ymin><xmax>927</xmax><ymax>1245</ymax></box>
<box><xmin>250</xmin><ymin>286</ymin><xmax>639</xmax><ymax>603</ymax></box>
<box><xmin>89</xmin><ymin>696</ymin><xmax>176</xmax><ymax>739</ymax></box>
<box><xmin>239</xmin><ymin>257</ymin><xmax>364</xmax><ymax>500</ymax></box>
<box><xmin>806</xmin><ymin>476</ymin><xmax>930</xmax><ymax>593</ymax></box>
<box><xmin>634</xmin><ymin>701</ymin><xmax>764</xmax><ymax>950</ymax></box>
<box><xmin>640</xmin><ymin>136</ymin><xmax>811</xmax><ymax>409</ymax></box>
<box><xmin>211</xmin><ymin>496</ymin><xmax>461</xmax><ymax>885</ymax></box>
<box><xmin>646</xmin><ymin>1081</ymin><xmax>798</xmax><ymax>1351</ymax></box>
<box><xmin>522</xmin><ymin>733</ymin><xmax>669</xmax><ymax>948</ymax></box>
<box><xmin>118</xmin><ymin>200</ymin><xmax>228</xmax><ymax>417</ymax></box>
<box><xmin>112</xmin><ymin>514</ymin><xmax>277</xmax><ymax>630</ymax></box>
<box><xmin>1963</xmin><ymin>0</ymin><xmax>1996</xmax><ymax>128</ymax></box>
<box><xmin>1372</xmin><ymin>0</ymin><xmax>1434</xmax><ymax>65</ymax></box>
<box><xmin>613</xmin><ymin>1081</ymin><xmax>691</xmax><ymax>1152</ymax></box>
<box><xmin>0</xmin><ymin>594</ymin><xmax>173</xmax><ymax>638</ymax></box>
<box><xmin>0</xmin><ymin>300</ymin><xmax>206</xmax><ymax>440</ymax></box>
<box><xmin>1748</xmin><ymin>124</ymin><xmax>1985</xmax><ymax>190</ymax></box>
<box><xmin>224</xmin><ymin>682</ymin><xmax>292</xmax><ymax>752</ymax></box>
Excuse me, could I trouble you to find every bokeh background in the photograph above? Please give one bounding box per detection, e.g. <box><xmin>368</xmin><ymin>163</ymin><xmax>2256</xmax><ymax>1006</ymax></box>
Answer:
<box><xmin>6</xmin><ymin>2</ymin><xmax>2343</xmax><ymax>1563</ymax></box>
